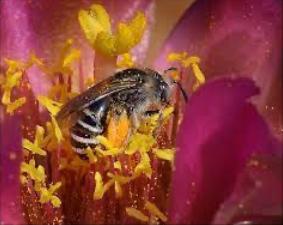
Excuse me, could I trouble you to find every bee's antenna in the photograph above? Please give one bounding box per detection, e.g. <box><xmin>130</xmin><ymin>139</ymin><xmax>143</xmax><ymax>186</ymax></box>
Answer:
<box><xmin>164</xmin><ymin>67</ymin><xmax>188</xmax><ymax>103</ymax></box>
<box><xmin>173</xmin><ymin>80</ymin><xmax>188</xmax><ymax>102</ymax></box>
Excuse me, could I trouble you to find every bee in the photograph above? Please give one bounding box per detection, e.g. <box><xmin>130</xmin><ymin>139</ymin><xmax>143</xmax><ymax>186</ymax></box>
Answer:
<box><xmin>56</xmin><ymin>68</ymin><xmax>187</xmax><ymax>156</ymax></box>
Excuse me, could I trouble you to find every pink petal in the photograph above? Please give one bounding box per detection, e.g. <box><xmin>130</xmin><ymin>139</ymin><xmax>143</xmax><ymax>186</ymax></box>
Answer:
<box><xmin>0</xmin><ymin>116</ymin><xmax>24</xmax><ymax>225</ymax></box>
<box><xmin>169</xmin><ymin>77</ymin><xmax>281</xmax><ymax>224</ymax></box>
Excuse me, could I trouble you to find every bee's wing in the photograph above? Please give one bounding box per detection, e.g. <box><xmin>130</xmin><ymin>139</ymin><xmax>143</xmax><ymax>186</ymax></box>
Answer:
<box><xmin>56</xmin><ymin>77</ymin><xmax>138</xmax><ymax>122</ymax></box>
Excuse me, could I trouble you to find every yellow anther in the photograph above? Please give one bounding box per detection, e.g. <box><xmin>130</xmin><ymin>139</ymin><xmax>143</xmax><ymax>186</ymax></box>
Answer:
<box><xmin>86</xmin><ymin>147</ymin><xmax>97</xmax><ymax>163</ymax></box>
<box><xmin>117</xmin><ymin>53</ymin><xmax>134</xmax><ymax>68</ymax></box>
<box><xmin>114</xmin><ymin>180</ymin><xmax>123</xmax><ymax>198</ymax></box>
<box><xmin>51</xmin><ymin>116</ymin><xmax>63</xmax><ymax>143</ymax></box>
<box><xmin>145</xmin><ymin>201</ymin><xmax>167</xmax><ymax>222</ymax></box>
<box><xmin>22</xmin><ymin>139</ymin><xmax>46</xmax><ymax>156</ymax></box>
<box><xmin>167</xmin><ymin>52</ymin><xmax>188</xmax><ymax>62</ymax></box>
<box><xmin>62</xmin><ymin>48</ymin><xmax>81</xmax><ymax>69</ymax></box>
<box><xmin>134</xmin><ymin>152</ymin><xmax>152</xmax><ymax>178</ymax></box>
<box><xmin>93</xmin><ymin>172</ymin><xmax>104</xmax><ymax>200</ymax></box>
<box><xmin>6</xmin><ymin>97</ymin><xmax>26</xmax><ymax>114</ymax></box>
<box><xmin>0</xmin><ymin>66</ymin><xmax>26</xmax><ymax>114</ymax></box>
<box><xmin>39</xmin><ymin>182</ymin><xmax>62</xmax><ymax>208</ymax></box>
<box><xmin>22</xmin><ymin>125</ymin><xmax>47</xmax><ymax>156</ymax></box>
<box><xmin>113</xmin><ymin>161</ymin><xmax>122</xmax><ymax>170</ymax></box>
<box><xmin>153</xmin><ymin>148</ymin><xmax>175</xmax><ymax>161</ymax></box>
<box><xmin>37</xmin><ymin>96</ymin><xmax>62</xmax><ymax>116</ymax></box>
<box><xmin>167</xmin><ymin>52</ymin><xmax>205</xmax><ymax>89</ymax></box>
<box><xmin>182</xmin><ymin>56</ymin><xmax>200</xmax><ymax>68</ymax></box>
<box><xmin>34</xmin><ymin>125</ymin><xmax>45</xmax><ymax>146</ymax></box>
<box><xmin>95</xmin><ymin>135</ymin><xmax>121</xmax><ymax>156</ymax></box>
<box><xmin>125</xmin><ymin>133</ymin><xmax>156</xmax><ymax>155</ymax></box>
<box><xmin>78</xmin><ymin>4</ymin><xmax>111</xmax><ymax>44</ymax></box>
<box><xmin>162</xmin><ymin>106</ymin><xmax>174</xmax><ymax>121</ymax></box>
<box><xmin>192</xmin><ymin>62</ymin><xmax>205</xmax><ymax>84</ymax></box>
<box><xmin>21</xmin><ymin>159</ymin><xmax>46</xmax><ymax>183</ymax></box>
<box><xmin>126</xmin><ymin>207</ymin><xmax>149</xmax><ymax>222</ymax></box>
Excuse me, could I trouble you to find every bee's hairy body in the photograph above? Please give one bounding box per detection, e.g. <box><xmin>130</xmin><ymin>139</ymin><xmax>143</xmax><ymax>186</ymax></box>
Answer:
<box><xmin>57</xmin><ymin>68</ymin><xmax>172</xmax><ymax>156</ymax></box>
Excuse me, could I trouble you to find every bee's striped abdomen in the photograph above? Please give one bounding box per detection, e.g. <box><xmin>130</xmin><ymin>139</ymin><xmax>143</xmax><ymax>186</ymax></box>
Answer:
<box><xmin>70</xmin><ymin>100</ymin><xmax>108</xmax><ymax>154</ymax></box>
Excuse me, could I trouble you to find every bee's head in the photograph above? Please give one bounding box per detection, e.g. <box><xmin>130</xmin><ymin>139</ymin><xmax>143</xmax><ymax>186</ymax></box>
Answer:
<box><xmin>143</xmin><ymin>68</ymin><xmax>188</xmax><ymax>105</ymax></box>
<box><xmin>143</xmin><ymin>68</ymin><xmax>171</xmax><ymax>104</ymax></box>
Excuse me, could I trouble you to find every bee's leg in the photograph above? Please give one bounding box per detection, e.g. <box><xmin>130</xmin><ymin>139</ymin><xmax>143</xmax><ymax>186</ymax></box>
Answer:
<box><xmin>131</xmin><ymin>110</ymin><xmax>141</xmax><ymax>132</ymax></box>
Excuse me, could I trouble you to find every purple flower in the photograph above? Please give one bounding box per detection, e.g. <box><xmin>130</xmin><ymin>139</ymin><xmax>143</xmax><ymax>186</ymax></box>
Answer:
<box><xmin>0</xmin><ymin>0</ymin><xmax>282</xmax><ymax>224</ymax></box>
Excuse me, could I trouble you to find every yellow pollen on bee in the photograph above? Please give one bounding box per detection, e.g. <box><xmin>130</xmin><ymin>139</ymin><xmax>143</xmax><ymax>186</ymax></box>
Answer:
<box><xmin>107</xmin><ymin>112</ymin><xmax>130</xmax><ymax>148</ymax></box>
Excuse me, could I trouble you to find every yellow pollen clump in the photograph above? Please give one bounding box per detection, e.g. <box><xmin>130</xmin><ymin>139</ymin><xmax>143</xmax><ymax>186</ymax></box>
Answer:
<box><xmin>126</xmin><ymin>207</ymin><xmax>149</xmax><ymax>222</ymax></box>
<box><xmin>117</xmin><ymin>53</ymin><xmax>135</xmax><ymax>68</ymax></box>
<box><xmin>107</xmin><ymin>112</ymin><xmax>130</xmax><ymax>148</ymax></box>
<box><xmin>78</xmin><ymin>4</ymin><xmax>146</xmax><ymax>57</ymax></box>
<box><xmin>145</xmin><ymin>200</ymin><xmax>167</xmax><ymax>222</ymax></box>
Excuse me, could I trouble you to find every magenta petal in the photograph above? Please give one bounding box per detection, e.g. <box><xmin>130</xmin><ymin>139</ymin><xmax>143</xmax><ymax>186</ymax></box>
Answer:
<box><xmin>169</xmin><ymin>77</ymin><xmax>281</xmax><ymax>224</ymax></box>
<box><xmin>154</xmin><ymin>0</ymin><xmax>282</xmax><ymax>126</ymax></box>
<box><xmin>0</xmin><ymin>116</ymin><xmax>24</xmax><ymax>224</ymax></box>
